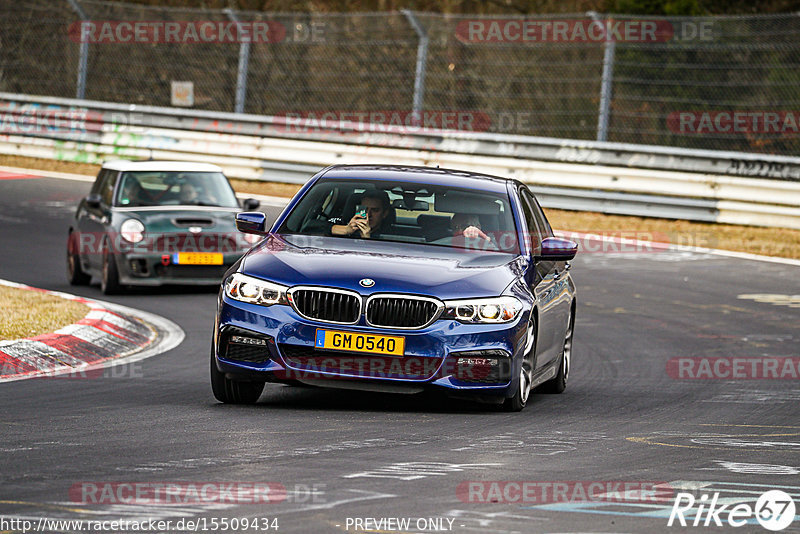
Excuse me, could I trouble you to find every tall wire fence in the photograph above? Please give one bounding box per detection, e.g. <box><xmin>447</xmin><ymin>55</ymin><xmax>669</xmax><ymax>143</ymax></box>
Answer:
<box><xmin>2</xmin><ymin>0</ymin><xmax>800</xmax><ymax>155</ymax></box>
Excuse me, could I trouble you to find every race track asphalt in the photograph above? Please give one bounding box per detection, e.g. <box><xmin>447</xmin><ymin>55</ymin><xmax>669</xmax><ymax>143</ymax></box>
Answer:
<box><xmin>0</xmin><ymin>176</ymin><xmax>798</xmax><ymax>533</ymax></box>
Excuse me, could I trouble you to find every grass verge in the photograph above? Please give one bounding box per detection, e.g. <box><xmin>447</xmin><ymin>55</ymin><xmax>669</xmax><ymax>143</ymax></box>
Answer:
<box><xmin>2</xmin><ymin>154</ymin><xmax>799</xmax><ymax>260</ymax></box>
<box><xmin>0</xmin><ymin>285</ymin><xmax>89</xmax><ymax>341</ymax></box>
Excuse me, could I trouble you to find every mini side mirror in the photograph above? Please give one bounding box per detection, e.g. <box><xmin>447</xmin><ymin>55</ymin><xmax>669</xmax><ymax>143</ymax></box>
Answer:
<box><xmin>85</xmin><ymin>194</ymin><xmax>102</xmax><ymax>209</ymax></box>
<box><xmin>538</xmin><ymin>237</ymin><xmax>578</xmax><ymax>261</ymax></box>
<box><xmin>236</xmin><ymin>212</ymin><xmax>268</xmax><ymax>235</ymax></box>
<box><xmin>243</xmin><ymin>198</ymin><xmax>260</xmax><ymax>210</ymax></box>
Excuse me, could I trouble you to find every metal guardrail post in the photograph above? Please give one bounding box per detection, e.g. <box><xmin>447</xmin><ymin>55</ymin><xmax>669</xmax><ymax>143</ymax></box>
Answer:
<box><xmin>589</xmin><ymin>12</ymin><xmax>615</xmax><ymax>142</ymax></box>
<box><xmin>402</xmin><ymin>10</ymin><xmax>429</xmax><ymax>122</ymax></box>
<box><xmin>66</xmin><ymin>0</ymin><xmax>89</xmax><ymax>100</ymax></box>
<box><xmin>224</xmin><ymin>8</ymin><xmax>250</xmax><ymax>114</ymax></box>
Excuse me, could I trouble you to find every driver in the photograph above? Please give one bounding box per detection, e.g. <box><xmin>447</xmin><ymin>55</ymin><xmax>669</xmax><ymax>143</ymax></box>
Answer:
<box><xmin>331</xmin><ymin>190</ymin><xmax>392</xmax><ymax>239</ymax></box>
<box><xmin>179</xmin><ymin>182</ymin><xmax>199</xmax><ymax>204</ymax></box>
<box><xmin>119</xmin><ymin>176</ymin><xmax>145</xmax><ymax>206</ymax></box>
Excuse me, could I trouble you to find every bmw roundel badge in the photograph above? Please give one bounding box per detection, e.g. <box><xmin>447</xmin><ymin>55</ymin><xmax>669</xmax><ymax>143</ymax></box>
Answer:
<box><xmin>359</xmin><ymin>278</ymin><xmax>375</xmax><ymax>288</ymax></box>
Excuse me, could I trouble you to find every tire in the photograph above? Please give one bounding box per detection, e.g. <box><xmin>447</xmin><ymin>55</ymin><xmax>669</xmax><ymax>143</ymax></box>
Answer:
<box><xmin>539</xmin><ymin>310</ymin><xmax>573</xmax><ymax>394</ymax></box>
<box><xmin>503</xmin><ymin>317</ymin><xmax>536</xmax><ymax>412</ymax></box>
<box><xmin>66</xmin><ymin>231</ymin><xmax>91</xmax><ymax>285</ymax></box>
<box><xmin>101</xmin><ymin>239</ymin><xmax>122</xmax><ymax>295</ymax></box>
<box><xmin>210</xmin><ymin>348</ymin><xmax>264</xmax><ymax>404</ymax></box>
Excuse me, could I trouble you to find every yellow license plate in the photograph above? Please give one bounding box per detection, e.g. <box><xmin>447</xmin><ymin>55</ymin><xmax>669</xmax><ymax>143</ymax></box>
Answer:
<box><xmin>173</xmin><ymin>252</ymin><xmax>223</xmax><ymax>265</ymax></box>
<box><xmin>315</xmin><ymin>329</ymin><xmax>405</xmax><ymax>356</ymax></box>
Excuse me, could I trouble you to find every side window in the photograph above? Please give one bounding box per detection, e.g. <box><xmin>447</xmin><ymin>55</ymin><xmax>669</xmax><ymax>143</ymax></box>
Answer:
<box><xmin>518</xmin><ymin>189</ymin><xmax>542</xmax><ymax>253</ymax></box>
<box><xmin>99</xmin><ymin>171</ymin><xmax>117</xmax><ymax>206</ymax></box>
<box><xmin>90</xmin><ymin>169</ymin><xmax>108</xmax><ymax>195</ymax></box>
<box><xmin>523</xmin><ymin>189</ymin><xmax>553</xmax><ymax>238</ymax></box>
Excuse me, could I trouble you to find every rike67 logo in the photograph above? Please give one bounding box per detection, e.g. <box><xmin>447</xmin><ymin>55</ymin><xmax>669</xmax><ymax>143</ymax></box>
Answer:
<box><xmin>668</xmin><ymin>490</ymin><xmax>796</xmax><ymax>531</ymax></box>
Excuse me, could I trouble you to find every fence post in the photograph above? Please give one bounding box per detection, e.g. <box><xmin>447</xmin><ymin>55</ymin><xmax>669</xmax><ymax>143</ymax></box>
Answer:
<box><xmin>224</xmin><ymin>8</ymin><xmax>250</xmax><ymax>114</ymax></box>
<box><xmin>589</xmin><ymin>12</ymin><xmax>615</xmax><ymax>142</ymax></box>
<box><xmin>402</xmin><ymin>10</ymin><xmax>428</xmax><ymax>121</ymax></box>
<box><xmin>65</xmin><ymin>0</ymin><xmax>89</xmax><ymax>100</ymax></box>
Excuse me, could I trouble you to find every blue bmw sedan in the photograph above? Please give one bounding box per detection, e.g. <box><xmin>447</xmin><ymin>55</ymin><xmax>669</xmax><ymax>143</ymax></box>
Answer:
<box><xmin>212</xmin><ymin>165</ymin><xmax>577</xmax><ymax>411</ymax></box>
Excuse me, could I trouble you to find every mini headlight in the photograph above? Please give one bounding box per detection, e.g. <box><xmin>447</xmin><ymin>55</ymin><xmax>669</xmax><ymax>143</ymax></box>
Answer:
<box><xmin>224</xmin><ymin>273</ymin><xmax>288</xmax><ymax>306</ymax></box>
<box><xmin>443</xmin><ymin>296</ymin><xmax>522</xmax><ymax>324</ymax></box>
<box><xmin>120</xmin><ymin>219</ymin><xmax>145</xmax><ymax>243</ymax></box>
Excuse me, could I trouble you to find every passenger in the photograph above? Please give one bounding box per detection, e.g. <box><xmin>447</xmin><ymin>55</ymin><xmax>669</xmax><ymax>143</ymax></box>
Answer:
<box><xmin>331</xmin><ymin>190</ymin><xmax>392</xmax><ymax>239</ymax></box>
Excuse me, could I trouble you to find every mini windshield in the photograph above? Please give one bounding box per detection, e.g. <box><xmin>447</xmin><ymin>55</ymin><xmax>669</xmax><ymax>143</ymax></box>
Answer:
<box><xmin>278</xmin><ymin>178</ymin><xmax>520</xmax><ymax>254</ymax></box>
<box><xmin>115</xmin><ymin>171</ymin><xmax>240</xmax><ymax>208</ymax></box>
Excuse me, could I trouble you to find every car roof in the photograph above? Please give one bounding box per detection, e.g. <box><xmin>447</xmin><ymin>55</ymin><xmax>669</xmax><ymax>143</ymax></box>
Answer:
<box><xmin>319</xmin><ymin>164</ymin><xmax>513</xmax><ymax>194</ymax></box>
<box><xmin>101</xmin><ymin>160</ymin><xmax>224</xmax><ymax>173</ymax></box>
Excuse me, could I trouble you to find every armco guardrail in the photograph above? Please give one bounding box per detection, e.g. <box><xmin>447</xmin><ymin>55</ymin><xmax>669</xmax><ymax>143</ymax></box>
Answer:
<box><xmin>1</xmin><ymin>92</ymin><xmax>800</xmax><ymax>229</ymax></box>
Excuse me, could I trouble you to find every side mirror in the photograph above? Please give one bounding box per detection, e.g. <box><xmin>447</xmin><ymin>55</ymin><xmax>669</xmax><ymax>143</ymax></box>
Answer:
<box><xmin>236</xmin><ymin>212</ymin><xmax>268</xmax><ymax>235</ymax></box>
<box><xmin>242</xmin><ymin>198</ymin><xmax>260</xmax><ymax>210</ymax></box>
<box><xmin>85</xmin><ymin>194</ymin><xmax>102</xmax><ymax>209</ymax></box>
<box><xmin>538</xmin><ymin>237</ymin><xmax>578</xmax><ymax>261</ymax></box>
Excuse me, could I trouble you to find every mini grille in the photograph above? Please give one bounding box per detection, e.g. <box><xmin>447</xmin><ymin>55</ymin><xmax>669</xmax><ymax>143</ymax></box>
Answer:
<box><xmin>154</xmin><ymin>233</ymin><xmax>237</xmax><ymax>253</ymax></box>
<box><xmin>291</xmin><ymin>289</ymin><xmax>360</xmax><ymax>323</ymax></box>
<box><xmin>366</xmin><ymin>296</ymin><xmax>440</xmax><ymax>328</ymax></box>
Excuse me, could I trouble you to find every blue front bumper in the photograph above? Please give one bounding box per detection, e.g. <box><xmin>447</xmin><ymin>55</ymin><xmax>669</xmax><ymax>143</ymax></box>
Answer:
<box><xmin>214</xmin><ymin>294</ymin><xmax>527</xmax><ymax>397</ymax></box>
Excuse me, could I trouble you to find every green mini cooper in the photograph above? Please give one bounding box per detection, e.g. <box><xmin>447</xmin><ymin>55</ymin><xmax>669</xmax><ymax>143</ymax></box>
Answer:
<box><xmin>67</xmin><ymin>160</ymin><xmax>261</xmax><ymax>294</ymax></box>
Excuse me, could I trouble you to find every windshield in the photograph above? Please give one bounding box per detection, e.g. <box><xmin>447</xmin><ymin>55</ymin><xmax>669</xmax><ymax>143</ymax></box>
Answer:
<box><xmin>277</xmin><ymin>178</ymin><xmax>520</xmax><ymax>254</ymax></box>
<box><xmin>115</xmin><ymin>171</ymin><xmax>240</xmax><ymax>208</ymax></box>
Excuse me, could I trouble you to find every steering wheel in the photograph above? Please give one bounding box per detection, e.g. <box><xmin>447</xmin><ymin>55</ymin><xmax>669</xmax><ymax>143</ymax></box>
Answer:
<box><xmin>298</xmin><ymin>206</ymin><xmax>325</xmax><ymax>233</ymax></box>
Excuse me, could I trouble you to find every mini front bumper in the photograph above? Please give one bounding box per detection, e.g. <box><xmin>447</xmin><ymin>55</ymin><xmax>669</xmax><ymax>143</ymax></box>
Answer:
<box><xmin>214</xmin><ymin>294</ymin><xmax>528</xmax><ymax>398</ymax></box>
<box><xmin>113</xmin><ymin>251</ymin><xmax>243</xmax><ymax>286</ymax></box>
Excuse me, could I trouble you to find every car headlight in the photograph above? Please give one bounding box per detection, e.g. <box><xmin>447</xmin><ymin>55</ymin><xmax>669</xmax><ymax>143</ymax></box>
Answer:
<box><xmin>442</xmin><ymin>296</ymin><xmax>523</xmax><ymax>323</ymax></box>
<box><xmin>120</xmin><ymin>219</ymin><xmax>145</xmax><ymax>243</ymax></box>
<box><xmin>224</xmin><ymin>273</ymin><xmax>288</xmax><ymax>306</ymax></box>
